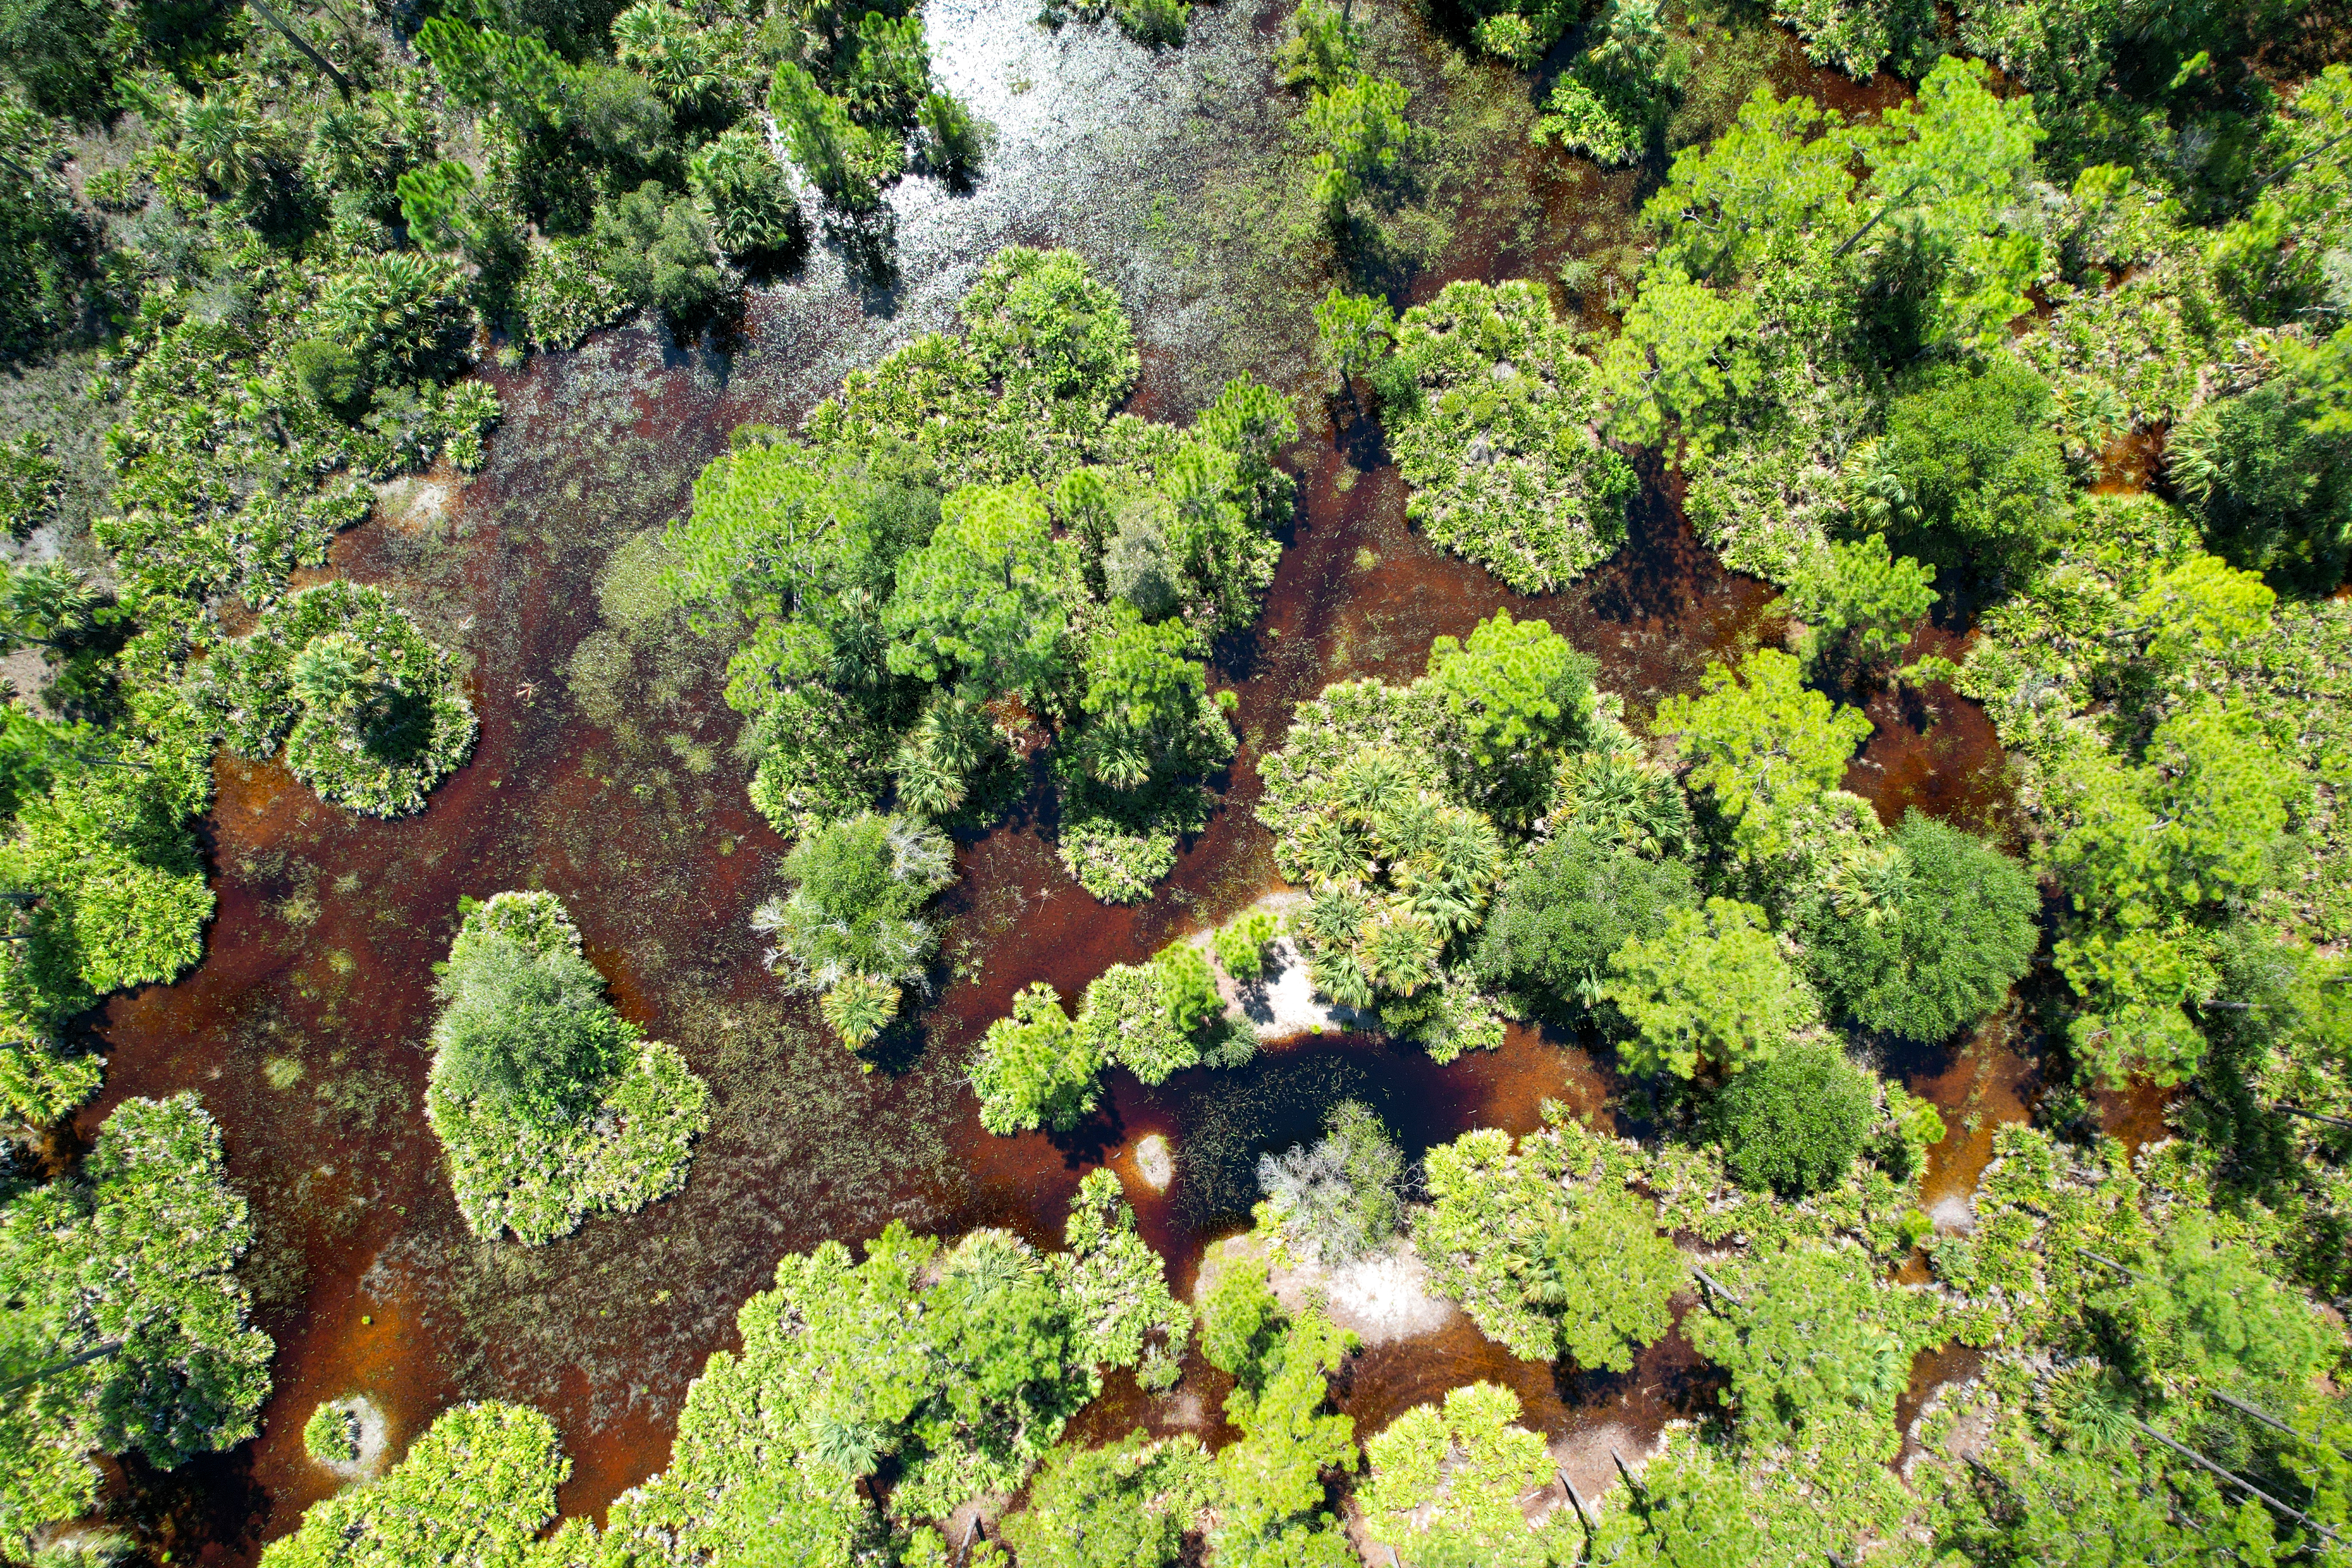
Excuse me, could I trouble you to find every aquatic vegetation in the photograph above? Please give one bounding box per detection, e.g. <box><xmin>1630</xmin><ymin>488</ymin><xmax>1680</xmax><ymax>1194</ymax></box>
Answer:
<box><xmin>426</xmin><ymin>892</ymin><xmax>709</xmax><ymax>1245</ymax></box>
<box><xmin>0</xmin><ymin>1095</ymin><xmax>272</xmax><ymax>1555</ymax></box>
<box><xmin>194</xmin><ymin>580</ymin><xmax>476</xmax><ymax>817</ymax></box>
<box><xmin>301</xmin><ymin>1402</ymin><xmax>359</xmax><ymax>1466</ymax></box>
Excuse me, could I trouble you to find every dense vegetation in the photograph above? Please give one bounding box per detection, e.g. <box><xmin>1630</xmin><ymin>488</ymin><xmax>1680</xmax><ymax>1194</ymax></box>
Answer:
<box><xmin>4</xmin><ymin>0</ymin><xmax>2349</xmax><ymax>1556</ymax></box>
<box><xmin>1</xmin><ymin>1095</ymin><xmax>271</xmax><ymax>1553</ymax></box>
<box><xmin>425</xmin><ymin>891</ymin><xmax>709</xmax><ymax>1244</ymax></box>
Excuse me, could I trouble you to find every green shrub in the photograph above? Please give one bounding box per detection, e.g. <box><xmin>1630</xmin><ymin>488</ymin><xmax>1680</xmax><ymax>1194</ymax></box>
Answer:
<box><xmin>1868</xmin><ymin>355</ymin><xmax>2066</xmax><ymax>568</ymax></box>
<box><xmin>999</xmin><ymin>1430</ymin><xmax>1214</xmax><ymax>1568</ymax></box>
<box><xmin>261</xmin><ymin>1403</ymin><xmax>566</xmax><ymax>1568</ymax></box>
<box><xmin>1359</xmin><ymin>1384</ymin><xmax>1561</xmax><ymax>1568</ymax></box>
<box><xmin>751</xmin><ymin>812</ymin><xmax>955</xmax><ymax>1056</ymax></box>
<box><xmin>1382</xmin><ymin>281</ymin><xmax>1635</xmax><ymax>592</ymax></box>
<box><xmin>1707</xmin><ymin>1038</ymin><xmax>1877</xmax><ymax>1196</ymax></box>
<box><xmin>2171</xmin><ymin>371</ymin><xmax>2352</xmax><ymax>594</ymax></box>
<box><xmin>302</xmin><ymin>1403</ymin><xmax>359</xmax><ymax>1465</ymax></box>
<box><xmin>194</xmin><ymin>580</ymin><xmax>476</xmax><ymax>818</ymax></box>
<box><xmin>0</xmin><ymin>1095</ymin><xmax>273</xmax><ymax>1555</ymax></box>
<box><xmin>1801</xmin><ymin>810</ymin><xmax>2039</xmax><ymax>1042</ymax></box>
<box><xmin>970</xmin><ymin>982</ymin><xmax>1102</xmax><ymax>1134</ymax></box>
<box><xmin>1214</xmin><ymin>909</ymin><xmax>1279</xmax><ymax>982</ymax></box>
<box><xmin>1601</xmin><ymin>897</ymin><xmax>1819</xmax><ymax>1081</ymax></box>
<box><xmin>686</xmin><ymin>129</ymin><xmax>803</xmax><ymax>263</ymax></box>
<box><xmin>591</xmin><ymin>181</ymin><xmax>735</xmax><ymax>330</ymax></box>
<box><xmin>426</xmin><ymin>892</ymin><xmax>709</xmax><ymax>1243</ymax></box>
<box><xmin>287</xmin><ymin>339</ymin><xmax>367</xmax><ymax>420</ymax></box>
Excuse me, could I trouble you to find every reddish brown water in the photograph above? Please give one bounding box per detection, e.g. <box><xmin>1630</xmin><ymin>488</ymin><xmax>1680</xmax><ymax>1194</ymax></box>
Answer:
<box><xmin>61</xmin><ymin>24</ymin><xmax>2095</xmax><ymax>1566</ymax></box>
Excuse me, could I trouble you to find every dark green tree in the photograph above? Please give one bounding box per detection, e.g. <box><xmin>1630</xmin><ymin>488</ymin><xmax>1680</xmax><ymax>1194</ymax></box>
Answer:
<box><xmin>1473</xmin><ymin>828</ymin><xmax>1697</xmax><ymax>1019</ymax></box>
<box><xmin>1802</xmin><ymin>810</ymin><xmax>2040</xmax><ymax>1042</ymax></box>
<box><xmin>1868</xmin><ymin>356</ymin><xmax>2066</xmax><ymax>569</ymax></box>
<box><xmin>1707</xmin><ymin>1038</ymin><xmax>1877</xmax><ymax>1196</ymax></box>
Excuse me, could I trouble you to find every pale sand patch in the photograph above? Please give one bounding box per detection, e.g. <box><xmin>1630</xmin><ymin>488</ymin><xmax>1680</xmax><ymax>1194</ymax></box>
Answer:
<box><xmin>314</xmin><ymin>1393</ymin><xmax>391</xmax><ymax>1483</ymax></box>
<box><xmin>1133</xmin><ymin>1133</ymin><xmax>1173</xmax><ymax>1191</ymax></box>
<box><xmin>372</xmin><ymin>473</ymin><xmax>454</xmax><ymax>534</ymax></box>
<box><xmin>1196</xmin><ymin>1231</ymin><xmax>1456</xmax><ymax>1346</ymax></box>
<box><xmin>1929</xmin><ymin>1192</ymin><xmax>1976</xmax><ymax>1234</ymax></box>
<box><xmin>1190</xmin><ymin>891</ymin><xmax>1375</xmax><ymax>1043</ymax></box>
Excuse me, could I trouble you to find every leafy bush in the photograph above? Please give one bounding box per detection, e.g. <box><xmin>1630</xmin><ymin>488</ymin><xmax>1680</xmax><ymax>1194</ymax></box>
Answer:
<box><xmin>195</xmin><ymin>580</ymin><xmax>476</xmax><ymax>817</ymax></box>
<box><xmin>2171</xmin><ymin>369</ymin><xmax>2352</xmax><ymax>594</ymax></box>
<box><xmin>261</xmin><ymin>1403</ymin><xmax>566</xmax><ymax>1568</ymax></box>
<box><xmin>1602</xmin><ymin>897</ymin><xmax>1820</xmax><ymax>1080</ymax></box>
<box><xmin>959</xmin><ymin>247</ymin><xmax>1140</xmax><ymax>427</ymax></box>
<box><xmin>686</xmin><ymin>129</ymin><xmax>803</xmax><ymax>263</ymax></box>
<box><xmin>752</xmin><ymin>812</ymin><xmax>955</xmax><ymax>1056</ymax></box>
<box><xmin>1256</xmin><ymin>1100</ymin><xmax>1406</xmax><ymax>1266</ymax></box>
<box><xmin>1198</xmin><ymin>1267</ymin><xmax>1361</xmax><ymax>1566</ymax></box>
<box><xmin>426</xmin><ymin>892</ymin><xmax>709</xmax><ymax>1244</ymax></box>
<box><xmin>1785</xmin><ymin>533</ymin><xmax>1937</xmax><ymax>674</ymax></box>
<box><xmin>1652</xmin><ymin>648</ymin><xmax>1873</xmax><ymax>866</ymax></box>
<box><xmin>1707</xmin><ymin>1038</ymin><xmax>1878</xmax><ymax>1196</ymax></box>
<box><xmin>998</xmin><ymin>1430</ymin><xmax>1214</xmax><ymax>1568</ymax></box>
<box><xmin>1214</xmin><ymin>909</ymin><xmax>1279</xmax><ymax>982</ymax></box>
<box><xmin>0</xmin><ymin>1095</ymin><xmax>273</xmax><ymax>1555</ymax></box>
<box><xmin>1800</xmin><ymin>810</ymin><xmax>2040</xmax><ymax>1042</ymax></box>
<box><xmin>1473</xmin><ymin>828</ymin><xmax>1697</xmax><ymax>1019</ymax></box>
<box><xmin>591</xmin><ymin>181</ymin><xmax>735</xmax><ymax>331</ymax></box>
<box><xmin>970</xmin><ymin>982</ymin><xmax>1101</xmax><ymax>1134</ymax></box>
<box><xmin>301</xmin><ymin>1403</ymin><xmax>359</xmax><ymax>1465</ymax></box>
<box><xmin>1382</xmin><ymin>281</ymin><xmax>1635</xmax><ymax>592</ymax></box>
<box><xmin>1685</xmin><ymin>1239</ymin><xmax>1943</xmax><ymax>1452</ymax></box>
<box><xmin>1866</xmin><ymin>355</ymin><xmax>2067</xmax><ymax>568</ymax></box>
<box><xmin>1418</xmin><ymin>1124</ymin><xmax>1683</xmax><ymax>1370</ymax></box>
<box><xmin>1359</xmin><ymin>1383</ymin><xmax>1564</xmax><ymax>1568</ymax></box>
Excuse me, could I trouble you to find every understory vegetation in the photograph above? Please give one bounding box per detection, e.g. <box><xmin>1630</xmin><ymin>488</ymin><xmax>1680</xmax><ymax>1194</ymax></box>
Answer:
<box><xmin>425</xmin><ymin>890</ymin><xmax>709</xmax><ymax>1244</ymax></box>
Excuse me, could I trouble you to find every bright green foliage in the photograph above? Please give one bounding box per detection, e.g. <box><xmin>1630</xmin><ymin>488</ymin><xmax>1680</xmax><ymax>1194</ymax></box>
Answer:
<box><xmin>688</xmin><ymin>130</ymin><xmax>802</xmax><ymax>262</ymax></box>
<box><xmin>768</xmin><ymin>61</ymin><xmax>906</xmax><ymax>214</ymax></box>
<box><xmin>998</xmin><ymin>1430</ymin><xmax>1215</xmax><ymax>1568</ymax></box>
<box><xmin>1214</xmin><ymin>909</ymin><xmax>1280</xmax><ymax>982</ymax></box>
<box><xmin>1546</xmin><ymin>746</ymin><xmax>1694</xmax><ymax>858</ymax></box>
<box><xmin>1602</xmin><ymin>897</ymin><xmax>1819</xmax><ymax>1081</ymax></box>
<box><xmin>1864</xmin><ymin>356</ymin><xmax>2067</xmax><ymax>566</ymax></box>
<box><xmin>1152</xmin><ymin>940</ymin><xmax>1222</xmax><ymax>1035</ymax></box>
<box><xmin>303</xmin><ymin>1402</ymin><xmax>360</xmax><ymax>1465</ymax></box>
<box><xmin>416</xmin><ymin>18</ymin><xmax>569</xmax><ymax>126</ymax></box>
<box><xmin>1854</xmin><ymin>57</ymin><xmax>2046</xmax><ymax>352</ymax></box>
<box><xmin>1277</xmin><ymin>0</ymin><xmax>1361</xmax><ymax>87</ymax></box>
<box><xmin>1458</xmin><ymin>0</ymin><xmax>1583</xmax><ymax>63</ymax></box>
<box><xmin>1472</xmin><ymin>828</ymin><xmax>1697</xmax><ymax>1020</ymax></box>
<box><xmin>1311</xmin><ymin>286</ymin><xmax>1392</xmax><ymax>385</ymax></box>
<box><xmin>1359</xmin><ymin>1382</ymin><xmax>1562</xmax><ymax>1568</ymax></box>
<box><xmin>1772</xmin><ymin>0</ymin><xmax>1936</xmax><ymax>77</ymax></box>
<box><xmin>261</xmin><ymin>1403</ymin><xmax>565</xmax><ymax>1568</ymax></box>
<box><xmin>1653</xmin><ymin>649</ymin><xmax>1872</xmax><ymax>864</ymax></box>
<box><xmin>1256</xmin><ymin>1100</ymin><xmax>1406</xmax><ymax>1266</ymax></box>
<box><xmin>1707</xmin><ymin>1039</ymin><xmax>1877</xmax><ymax>1196</ymax></box>
<box><xmin>885</xmin><ymin>481</ymin><xmax>1080</xmax><ymax>699</ymax></box>
<box><xmin>599</xmin><ymin>1200</ymin><xmax>1179</xmax><ymax>1555</ymax></box>
<box><xmin>394</xmin><ymin>159</ymin><xmax>480</xmax><ymax>253</ymax></box>
<box><xmin>1800</xmin><ymin>810</ymin><xmax>2040</xmax><ymax>1042</ymax></box>
<box><xmin>1687</xmin><ymin>1240</ymin><xmax>1937</xmax><ymax>1451</ymax></box>
<box><xmin>753</xmin><ymin>812</ymin><xmax>956</xmax><ymax>1055</ymax></box>
<box><xmin>1601</xmin><ymin>269</ymin><xmax>1763</xmax><ymax>456</ymax></box>
<box><xmin>1642</xmin><ymin>90</ymin><xmax>1862</xmax><ymax>283</ymax></box>
<box><xmin>1058</xmin><ymin>1169</ymin><xmax>1193</xmax><ymax>1387</ymax></box>
<box><xmin>970</xmin><ymin>982</ymin><xmax>1102</xmax><ymax>1134</ymax></box>
<box><xmin>1208</xmin><ymin>1297</ymin><xmax>1360</xmax><ymax>1567</ymax></box>
<box><xmin>1385</xmin><ymin>281</ymin><xmax>1635</xmax><ymax>592</ymax></box>
<box><xmin>818</xmin><ymin>971</ymin><xmax>899</xmax><ymax>1050</ymax></box>
<box><xmin>1785</xmin><ymin>534</ymin><xmax>1936</xmax><ymax>673</ymax></box>
<box><xmin>426</xmin><ymin>892</ymin><xmax>709</xmax><ymax>1244</ymax></box>
<box><xmin>194</xmin><ymin>579</ymin><xmax>476</xmax><ymax>817</ymax></box>
<box><xmin>959</xmin><ymin>248</ymin><xmax>1139</xmax><ymax>429</ymax></box>
<box><xmin>2046</xmin><ymin>700</ymin><xmax>2307</xmax><ymax>928</ymax></box>
<box><xmin>1424</xmin><ymin>610</ymin><xmax>1596</xmax><ymax>768</ymax></box>
<box><xmin>1304</xmin><ymin>72</ymin><xmax>1410</xmax><ymax>214</ymax></box>
<box><xmin>1417</xmin><ymin>1125</ymin><xmax>1682</xmax><ymax>1369</ymax></box>
<box><xmin>1076</xmin><ymin>957</ymin><xmax>1203</xmax><ymax>1084</ymax></box>
<box><xmin>1075</xmin><ymin>606</ymin><xmax>1222</xmax><ymax>790</ymax></box>
<box><xmin>0</xmin><ymin>1095</ymin><xmax>272</xmax><ymax>1556</ymax></box>
<box><xmin>1533</xmin><ymin>0</ymin><xmax>1685</xmax><ymax>167</ymax></box>
<box><xmin>0</xmin><ymin>724</ymin><xmax>213</xmax><ymax>1121</ymax></box>
<box><xmin>2120</xmin><ymin>1210</ymin><xmax>2328</xmax><ymax>1403</ymax></box>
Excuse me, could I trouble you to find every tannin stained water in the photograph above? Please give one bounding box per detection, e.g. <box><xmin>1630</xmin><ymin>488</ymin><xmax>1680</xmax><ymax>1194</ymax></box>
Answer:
<box><xmin>63</xmin><ymin>7</ymin><xmax>2074</xmax><ymax>1561</ymax></box>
